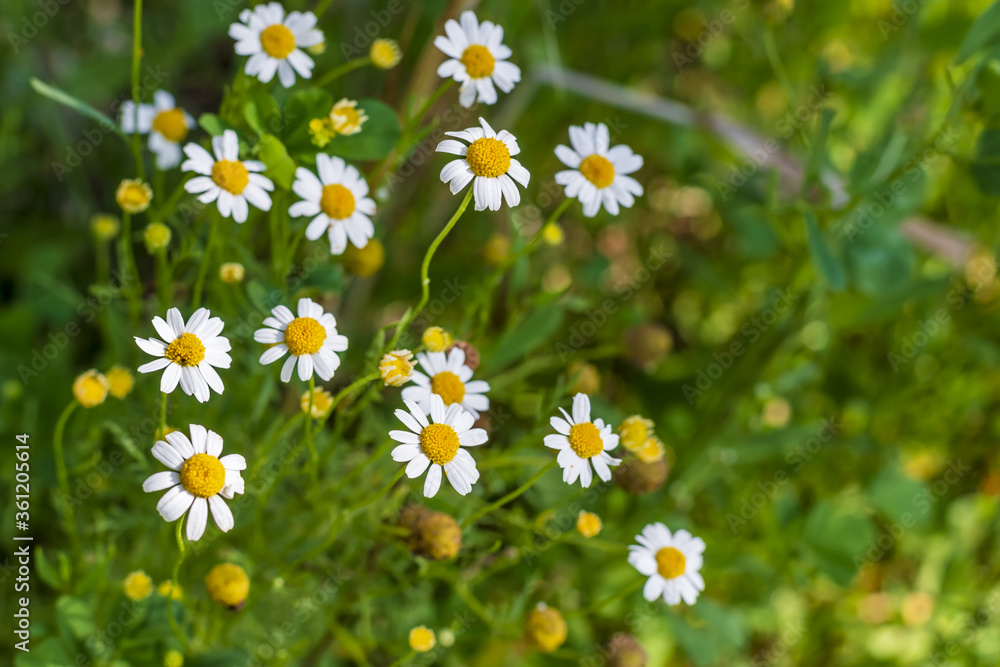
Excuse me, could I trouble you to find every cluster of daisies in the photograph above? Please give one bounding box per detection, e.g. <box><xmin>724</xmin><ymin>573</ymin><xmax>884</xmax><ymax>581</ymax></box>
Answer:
<box><xmin>111</xmin><ymin>3</ymin><xmax>701</xmax><ymax>609</ymax></box>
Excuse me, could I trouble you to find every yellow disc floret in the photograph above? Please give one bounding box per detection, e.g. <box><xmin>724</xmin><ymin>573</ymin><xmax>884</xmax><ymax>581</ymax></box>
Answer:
<box><xmin>568</xmin><ymin>422</ymin><xmax>603</xmax><ymax>459</ymax></box>
<box><xmin>430</xmin><ymin>371</ymin><xmax>465</xmax><ymax>406</ymax></box>
<box><xmin>419</xmin><ymin>423</ymin><xmax>460</xmax><ymax>465</ymax></box>
<box><xmin>371</xmin><ymin>38</ymin><xmax>402</xmax><ymax>69</ymax></box>
<box><xmin>165</xmin><ymin>332</ymin><xmax>206</xmax><ymax>367</ymax></box>
<box><xmin>73</xmin><ymin>370</ymin><xmax>109</xmax><ymax>408</ymax></box>
<box><xmin>283</xmin><ymin>317</ymin><xmax>327</xmax><ymax>356</ymax></box>
<box><xmin>105</xmin><ymin>365</ymin><xmax>134</xmax><ymax>399</ymax></box>
<box><xmin>320</xmin><ymin>183</ymin><xmax>356</xmax><ymax>219</ymax></box>
<box><xmin>579</xmin><ymin>154</ymin><xmax>616</xmax><ymax>189</ymax></box>
<box><xmin>330</xmin><ymin>99</ymin><xmax>367</xmax><ymax>136</ymax></box>
<box><xmin>123</xmin><ymin>570</ymin><xmax>153</xmax><ymax>600</ymax></box>
<box><xmin>300</xmin><ymin>387</ymin><xmax>334</xmax><ymax>419</ymax></box>
<box><xmin>379</xmin><ymin>349</ymin><xmax>415</xmax><ymax>387</ymax></box>
<box><xmin>576</xmin><ymin>511</ymin><xmax>602</xmax><ymax>538</ymax></box>
<box><xmin>460</xmin><ymin>44</ymin><xmax>496</xmax><ymax>78</ymax></box>
<box><xmin>205</xmin><ymin>563</ymin><xmax>250</xmax><ymax>609</ymax></box>
<box><xmin>655</xmin><ymin>546</ymin><xmax>686</xmax><ymax>579</ymax></box>
<box><xmin>465</xmin><ymin>137</ymin><xmax>511</xmax><ymax>178</ymax></box>
<box><xmin>422</xmin><ymin>326</ymin><xmax>453</xmax><ymax>352</ymax></box>
<box><xmin>179</xmin><ymin>453</ymin><xmax>226</xmax><ymax>498</ymax></box>
<box><xmin>116</xmin><ymin>179</ymin><xmax>153</xmax><ymax>214</ymax></box>
<box><xmin>211</xmin><ymin>160</ymin><xmax>249</xmax><ymax>195</ymax></box>
<box><xmin>637</xmin><ymin>436</ymin><xmax>665</xmax><ymax>463</ymax></box>
<box><xmin>618</xmin><ymin>415</ymin><xmax>654</xmax><ymax>452</ymax></box>
<box><xmin>409</xmin><ymin>626</ymin><xmax>436</xmax><ymax>653</ymax></box>
<box><xmin>152</xmin><ymin>108</ymin><xmax>189</xmax><ymax>143</ymax></box>
<box><xmin>260</xmin><ymin>24</ymin><xmax>296</xmax><ymax>59</ymax></box>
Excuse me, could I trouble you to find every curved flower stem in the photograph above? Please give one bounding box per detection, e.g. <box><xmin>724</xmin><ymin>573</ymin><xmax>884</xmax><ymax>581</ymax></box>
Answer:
<box><xmin>159</xmin><ymin>391</ymin><xmax>167</xmax><ymax>439</ymax></box>
<box><xmin>130</xmin><ymin>0</ymin><xmax>145</xmax><ymax>180</ymax></box>
<box><xmin>167</xmin><ymin>518</ymin><xmax>189</xmax><ymax>650</ymax></box>
<box><xmin>461</xmin><ymin>459</ymin><xmax>558</xmax><ymax>528</ymax></box>
<box><xmin>387</xmin><ymin>188</ymin><xmax>473</xmax><ymax>350</ymax></box>
<box><xmin>192</xmin><ymin>213</ymin><xmax>220</xmax><ymax>309</ymax></box>
<box><xmin>315</xmin><ymin>57</ymin><xmax>370</xmax><ymax>87</ymax></box>
<box><xmin>53</xmin><ymin>401</ymin><xmax>79</xmax><ymax>556</ymax></box>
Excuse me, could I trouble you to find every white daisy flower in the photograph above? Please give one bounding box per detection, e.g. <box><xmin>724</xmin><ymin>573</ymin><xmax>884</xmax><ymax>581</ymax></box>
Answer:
<box><xmin>142</xmin><ymin>424</ymin><xmax>247</xmax><ymax>542</ymax></box>
<box><xmin>434</xmin><ymin>11</ymin><xmax>521</xmax><ymax>108</ymax></box>
<box><xmin>554</xmin><ymin>122</ymin><xmax>644</xmax><ymax>217</ymax></box>
<box><xmin>289</xmin><ymin>154</ymin><xmax>376</xmax><ymax>255</ymax></box>
<box><xmin>402</xmin><ymin>347</ymin><xmax>490</xmax><ymax>419</ymax></box>
<box><xmin>228</xmin><ymin>2</ymin><xmax>323</xmax><ymax>88</ymax></box>
<box><xmin>628</xmin><ymin>522</ymin><xmax>705</xmax><ymax>606</ymax></box>
<box><xmin>436</xmin><ymin>117</ymin><xmax>529</xmax><ymax>212</ymax></box>
<box><xmin>390</xmin><ymin>394</ymin><xmax>487</xmax><ymax>497</ymax></box>
<box><xmin>544</xmin><ymin>393</ymin><xmax>621</xmax><ymax>488</ymax></box>
<box><xmin>120</xmin><ymin>90</ymin><xmax>196</xmax><ymax>170</ymax></box>
<box><xmin>134</xmin><ymin>307</ymin><xmax>232</xmax><ymax>404</ymax></box>
<box><xmin>254</xmin><ymin>297</ymin><xmax>348</xmax><ymax>383</ymax></box>
<box><xmin>182</xmin><ymin>129</ymin><xmax>274</xmax><ymax>223</ymax></box>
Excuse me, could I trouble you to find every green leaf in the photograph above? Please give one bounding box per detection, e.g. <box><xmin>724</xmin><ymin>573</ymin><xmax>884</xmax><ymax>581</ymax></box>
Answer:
<box><xmin>34</xmin><ymin>547</ymin><xmax>63</xmax><ymax>590</ymax></box>
<box><xmin>957</xmin><ymin>0</ymin><xmax>1000</xmax><ymax>63</ymax></box>
<box><xmin>327</xmin><ymin>99</ymin><xmax>402</xmax><ymax>161</ymax></box>
<box><xmin>257</xmin><ymin>134</ymin><xmax>296</xmax><ymax>190</ymax></box>
<box><xmin>198</xmin><ymin>113</ymin><xmax>237</xmax><ymax>137</ymax></box>
<box><xmin>244</xmin><ymin>91</ymin><xmax>282</xmax><ymax>136</ymax></box>
<box><xmin>869</xmin><ymin>466</ymin><xmax>932</xmax><ymax>530</ymax></box>
<box><xmin>487</xmin><ymin>305</ymin><xmax>565</xmax><ymax>371</ymax></box>
<box><xmin>803</xmin><ymin>211</ymin><xmax>847</xmax><ymax>291</ymax></box>
<box><xmin>14</xmin><ymin>639</ymin><xmax>73</xmax><ymax>667</ymax></box>
<box><xmin>30</xmin><ymin>78</ymin><xmax>126</xmax><ymax>143</ymax></box>
<box><xmin>283</xmin><ymin>88</ymin><xmax>334</xmax><ymax>153</ymax></box>
<box><xmin>804</xmin><ymin>500</ymin><xmax>875</xmax><ymax>585</ymax></box>
<box><xmin>56</xmin><ymin>595</ymin><xmax>96</xmax><ymax>640</ymax></box>
<box><xmin>970</xmin><ymin>127</ymin><xmax>1000</xmax><ymax>194</ymax></box>
<box><xmin>187</xmin><ymin>650</ymin><xmax>251</xmax><ymax>667</ymax></box>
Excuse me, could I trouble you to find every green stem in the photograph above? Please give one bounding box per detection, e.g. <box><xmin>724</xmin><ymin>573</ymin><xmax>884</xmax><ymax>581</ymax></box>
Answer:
<box><xmin>387</xmin><ymin>651</ymin><xmax>416</xmax><ymax>667</ymax></box>
<box><xmin>159</xmin><ymin>392</ymin><xmax>167</xmax><ymax>438</ymax></box>
<box><xmin>462</xmin><ymin>459</ymin><xmax>557</xmax><ymax>528</ymax></box>
<box><xmin>306</xmin><ymin>377</ymin><xmax>318</xmax><ymax>487</ymax></box>
<box><xmin>167</xmin><ymin>518</ymin><xmax>188</xmax><ymax>650</ymax></box>
<box><xmin>510</xmin><ymin>198</ymin><xmax>572</xmax><ymax>266</ymax></box>
<box><xmin>567</xmin><ymin>579</ymin><xmax>644</xmax><ymax>618</ymax></box>
<box><xmin>155</xmin><ymin>249</ymin><xmax>170</xmax><ymax>311</ymax></box>
<box><xmin>315</xmin><ymin>57</ymin><xmax>370</xmax><ymax>87</ymax></box>
<box><xmin>192</xmin><ymin>214</ymin><xmax>219</xmax><ymax>309</ymax></box>
<box><xmin>119</xmin><ymin>212</ymin><xmax>141</xmax><ymax>321</ymax></box>
<box><xmin>53</xmin><ymin>401</ymin><xmax>79</xmax><ymax>555</ymax></box>
<box><xmin>387</xmin><ymin>189</ymin><xmax>473</xmax><ymax>350</ymax></box>
<box><xmin>130</xmin><ymin>0</ymin><xmax>145</xmax><ymax>180</ymax></box>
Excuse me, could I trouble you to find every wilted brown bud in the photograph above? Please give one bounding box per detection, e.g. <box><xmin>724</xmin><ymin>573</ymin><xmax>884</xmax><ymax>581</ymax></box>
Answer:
<box><xmin>614</xmin><ymin>455</ymin><xmax>669</xmax><ymax>495</ymax></box>
<box><xmin>400</xmin><ymin>506</ymin><xmax>462</xmax><ymax>560</ymax></box>
<box><xmin>449</xmin><ymin>340</ymin><xmax>480</xmax><ymax>371</ymax></box>
<box><xmin>525</xmin><ymin>603</ymin><xmax>567</xmax><ymax>652</ymax></box>
<box><xmin>567</xmin><ymin>360</ymin><xmax>600</xmax><ymax>395</ymax></box>
<box><xmin>606</xmin><ymin>633</ymin><xmax>647</xmax><ymax>667</ymax></box>
<box><xmin>625</xmin><ymin>324</ymin><xmax>673</xmax><ymax>371</ymax></box>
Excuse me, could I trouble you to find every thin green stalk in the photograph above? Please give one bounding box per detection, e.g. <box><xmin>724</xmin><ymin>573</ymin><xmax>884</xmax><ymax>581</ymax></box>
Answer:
<box><xmin>53</xmin><ymin>401</ymin><xmax>79</xmax><ymax>555</ymax></box>
<box><xmin>315</xmin><ymin>57</ymin><xmax>370</xmax><ymax>87</ymax></box>
<box><xmin>508</xmin><ymin>197</ymin><xmax>572</xmax><ymax>267</ymax></box>
<box><xmin>387</xmin><ymin>189</ymin><xmax>473</xmax><ymax>350</ymax></box>
<box><xmin>159</xmin><ymin>392</ymin><xmax>167</xmax><ymax>438</ymax></box>
<box><xmin>306</xmin><ymin>377</ymin><xmax>318</xmax><ymax>488</ymax></box>
<box><xmin>155</xmin><ymin>249</ymin><xmax>170</xmax><ymax>311</ymax></box>
<box><xmin>567</xmin><ymin>579</ymin><xmax>644</xmax><ymax>618</ymax></box>
<box><xmin>192</xmin><ymin>214</ymin><xmax>219</xmax><ymax>308</ymax></box>
<box><xmin>167</xmin><ymin>518</ymin><xmax>188</xmax><ymax>650</ymax></box>
<box><xmin>462</xmin><ymin>459</ymin><xmax>557</xmax><ymax>528</ymax></box>
<box><xmin>387</xmin><ymin>651</ymin><xmax>416</xmax><ymax>667</ymax></box>
<box><xmin>131</xmin><ymin>0</ymin><xmax>145</xmax><ymax>179</ymax></box>
<box><xmin>119</xmin><ymin>212</ymin><xmax>141</xmax><ymax>320</ymax></box>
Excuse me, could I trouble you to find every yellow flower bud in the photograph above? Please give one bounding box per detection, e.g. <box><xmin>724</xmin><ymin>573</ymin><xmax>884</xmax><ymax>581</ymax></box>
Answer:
<box><xmin>636</xmin><ymin>436</ymin><xmax>665</xmax><ymax>464</ymax></box>
<box><xmin>157</xmin><ymin>580</ymin><xmax>183</xmax><ymax>600</ymax></box>
<box><xmin>422</xmin><ymin>327</ymin><xmax>453</xmax><ymax>353</ymax></box>
<box><xmin>205</xmin><ymin>563</ymin><xmax>249</xmax><ymax>610</ymax></box>
<box><xmin>123</xmin><ymin>570</ymin><xmax>153</xmax><ymax>600</ymax></box>
<box><xmin>105</xmin><ymin>365</ymin><xmax>134</xmax><ymax>399</ymax></box>
<box><xmin>541</xmin><ymin>222</ymin><xmax>564</xmax><ymax>246</ymax></box>
<box><xmin>164</xmin><ymin>649</ymin><xmax>184</xmax><ymax>667</ymax></box>
<box><xmin>371</xmin><ymin>38</ymin><xmax>402</xmax><ymax>69</ymax></box>
<box><xmin>525</xmin><ymin>603</ymin><xmax>567</xmax><ymax>653</ymax></box>
<box><xmin>618</xmin><ymin>415</ymin><xmax>655</xmax><ymax>453</ymax></box>
<box><xmin>576</xmin><ymin>511</ymin><xmax>602</xmax><ymax>538</ymax></box>
<box><xmin>344</xmin><ymin>239</ymin><xmax>385</xmax><ymax>277</ymax></box>
<box><xmin>330</xmin><ymin>99</ymin><xmax>367</xmax><ymax>136</ymax></box>
<box><xmin>380</xmin><ymin>349</ymin><xmax>415</xmax><ymax>387</ymax></box>
<box><xmin>567</xmin><ymin>361</ymin><xmax>600</xmax><ymax>395</ymax></box>
<box><xmin>116</xmin><ymin>179</ymin><xmax>153</xmax><ymax>214</ymax></box>
<box><xmin>408</xmin><ymin>626</ymin><xmax>436</xmax><ymax>653</ymax></box>
<box><xmin>144</xmin><ymin>222</ymin><xmax>171</xmax><ymax>252</ymax></box>
<box><xmin>300</xmin><ymin>387</ymin><xmax>334</xmax><ymax>419</ymax></box>
<box><xmin>90</xmin><ymin>214</ymin><xmax>120</xmax><ymax>241</ymax></box>
<box><xmin>219</xmin><ymin>262</ymin><xmax>245</xmax><ymax>284</ymax></box>
<box><xmin>73</xmin><ymin>369</ymin><xmax>109</xmax><ymax>408</ymax></box>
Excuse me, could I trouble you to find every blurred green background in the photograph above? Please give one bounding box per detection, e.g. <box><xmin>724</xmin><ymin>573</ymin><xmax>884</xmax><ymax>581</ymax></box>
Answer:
<box><xmin>5</xmin><ymin>0</ymin><xmax>1000</xmax><ymax>665</ymax></box>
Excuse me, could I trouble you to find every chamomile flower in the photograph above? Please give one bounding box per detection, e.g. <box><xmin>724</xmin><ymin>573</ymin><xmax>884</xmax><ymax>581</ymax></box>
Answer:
<box><xmin>436</xmin><ymin>117</ymin><xmax>529</xmax><ymax>211</ymax></box>
<box><xmin>142</xmin><ymin>424</ymin><xmax>246</xmax><ymax>542</ymax></box>
<box><xmin>182</xmin><ymin>130</ymin><xmax>274</xmax><ymax>223</ymax></box>
<box><xmin>555</xmin><ymin>122</ymin><xmax>644</xmax><ymax>217</ymax></box>
<box><xmin>544</xmin><ymin>393</ymin><xmax>621</xmax><ymax>488</ymax></box>
<box><xmin>329</xmin><ymin>99</ymin><xmax>367</xmax><ymax>136</ymax></box>
<box><xmin>254</xmin><ymin>298</ymin><xmax>348</xmax><ymax>383</ymax></box>
<box><xmin>120</xmin><ymin>91</ymin><xmax>195</xmax><ymax>169</ymax></box>
<box><xmin>289</xmin><ymin>154</ymin><xmax>376</xmax><ymax>255</ymax></box>
<box><xmin>228</xmin><ymin>3</ymin><xmax>323</xmax><ymax>88</ymax></box>
<box><xmin>390</xmin><ymin>394</ymin><xmax>487</xmax><ymax>498</ymax></box>
<box><xmin>134</xmin><ymin>308</ymin><xmax>232</xmax><ymax>403</ymax></box>
<box><xmin>402</xmin><ymin>347</ymin><xmax>490</xmax><ymax>419</ymax></box>
<box><xmin>434</xmin><ymin>11</ymin><xmax>521</xmax><ymax>108</ymax></box>
<box><xmin>627</xmin><ymin>522</ymin><xmax>705</xmax><ymax>606</ymax></box>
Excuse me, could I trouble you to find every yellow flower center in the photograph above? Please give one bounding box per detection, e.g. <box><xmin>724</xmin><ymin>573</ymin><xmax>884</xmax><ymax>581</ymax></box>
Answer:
<box><xmin>331</xmin><ymin>101</ymin><xmax>366</xmax><ymax>135</ymax></box>
<box><xmin>116</xmin><ymin>180</ymin><xmax>152</xmax><ymax>213</ymax></box>
<box><xmin>320</xmin><ymin>183</ymin><xmax>356</xmax><ymax>219</ymax></box>
<box><xmin>637</xmin><ymin>436</ymin><xmax>665</xmax><ymax>463</ymax></box>
<box><xmin>460</xmin><ymin>44</ymin><xmax>496</xmax><ymax>78</ymax></box>
<box><xmin>284</xmin><ymin>317</ymin><xmax>327</xmax><ymax>356</ymax></box>
<box><xmin>379</xmin><ymin>350</ymin><xmax>414</xmax><ymax>387</ymax></box>
<box><xmin>123</xmin><ymin>571</ymin><xmax>153</xmax><ymax>601</ymax></box>
<box><xmin>211</xmin><ymin>160</ymin><xmax>249</xmax><ymax>195</ymax></box>
<box><xmin>465</xmin><ymin>137</ymin><xmax>511</xmax><ymax>178</ymax></box>
<box><xmin>430</xmin><ymin>371</ymin><xmax>465</xmax><ymax>406</ymax></box>
<box><xmin>151</xmin><ymin>108</ymin><xmax>189</xmax><ymax>142</ymax></box>
<box><xmin>179</xmin><ymin>453</ymin><xmax>226</xmax><ymax>498</ymax></box>
<box><xmin>371</xmin><ymin>39</ymin><xmax>401</xmax><ymax>69</ymax></box>
<box><xmin>579</xmin><ymin>154</ymin><xmax>616</xmax><ymax>189</ymax></box>
<box><xmin>419</xmin><ymin>423</ymin><xmax>460</xmax><ymax>465</ymax></box>
<box><xmin>409</xmin><ymin>626</ymin><xmax>436</xmax><ymax>653</ymax></box>
<box><xmin>205</xmin><ymin>563</ymin><xmax>250</xmax><ymax>607</ymax></box>
<box><xmin>164</xmin><ymin>332</ymin><xmax>206</xmax><ymax>367</ymax></box>
<box><xmin>260</xmin><ymin>23</ymin><xmax>296</xmax><ymax>59</ymax></box>
<box><xmin>655</xmin><ymin>546</ymin><xmax>686</xmax><ymax>579</ymax></box>
<box><xmin>576</xmin><ymin>511</ymin><xmax>602</xmax><ymax>538</ymax></box>
<box><xmin>568</xmin><ymin>422</ymin><xmax>603</xmax><ymax>458</ymax></box>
